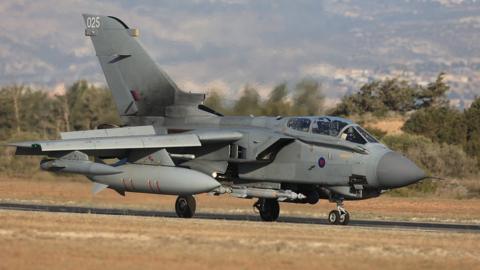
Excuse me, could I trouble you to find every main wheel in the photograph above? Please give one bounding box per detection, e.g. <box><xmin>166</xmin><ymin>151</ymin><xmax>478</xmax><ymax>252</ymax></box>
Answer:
<box><xmin>328</xmin><ymin>210</ymin><xmax>340</xmax><ymax>225</ymax></box>
<box><xmin>328</xmin><ymin>210</ymin><xmax>350</xmax><ymax>225</ymax></box>
<box><xmin>339</xmin><ymin>211</ymin><xmax>350</xmax><ymax>225</ymax></box>
<box><xmin>258</xmin><ymin>198</ymin><xmax>280</xmax><ymax>222</ymax></box>
<box><xmin>175</xmin><ymin>195</ymin><xmax>196</xmax><ymax>218</ymax></box>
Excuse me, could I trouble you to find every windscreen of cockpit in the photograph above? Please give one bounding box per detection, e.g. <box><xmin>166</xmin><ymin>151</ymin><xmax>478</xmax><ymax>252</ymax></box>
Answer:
<box><xmin>287</xmin><ymin>118</ymin><xmax>311</xmax><ymax>132</ymax></box>
<box><xmin>356</xmin><ymin>126</ymin><xmax>379</xmax><ymax>143</ymax></box>
<box><xmin>311</xmin><ymin>117</ymin><xmax>349</xmax><ymax>137</ymax></box>
<box><xmin>339</xmin><ymin>126</ymin><xmax>379</xmax><ymax>144</ymax></box>
<box><xmin>340</xmin><ymin>126</ymin><xmax>366</xmax><ymax>144</ymax></box>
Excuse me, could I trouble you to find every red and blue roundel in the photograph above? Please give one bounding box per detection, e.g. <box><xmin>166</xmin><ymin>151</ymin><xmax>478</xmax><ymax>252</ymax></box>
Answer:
<box><xmin>318</xmin><ymin>157</ymin><xmax>326</xmax><ymax>168</ymax></box>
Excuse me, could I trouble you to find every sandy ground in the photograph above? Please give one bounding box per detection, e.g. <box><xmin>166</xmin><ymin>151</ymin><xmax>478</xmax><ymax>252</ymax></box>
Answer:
<box><xmin>0</xmin><ymin>210</ymin><xmax>479</xmax><ymax>270</ymax></box>
<box><xmin>1</xmin><ymin>177</ymin><xmax>480</xmax><ymax>270</ymax></box>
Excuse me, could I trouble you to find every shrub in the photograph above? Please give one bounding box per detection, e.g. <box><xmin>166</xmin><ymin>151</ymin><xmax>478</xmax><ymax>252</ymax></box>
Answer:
<box><xmin>382</xmin><ymin>134</ymin><xmax>477</xmax><ymax>178</ymax></box>
<box><xmin>402</xmin><ymin>106</ymin><xmax>466</xmax><ymax>146</ymax></box>
<box><xmin>364</xmin><ymin>126</ymin><xmax>387</xmax><ymax>140</ymax></box>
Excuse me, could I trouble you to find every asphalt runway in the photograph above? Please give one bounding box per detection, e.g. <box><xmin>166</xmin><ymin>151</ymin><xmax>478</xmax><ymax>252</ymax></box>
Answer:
<box><xmin>0</xmin><ymin>202</ymin><xmax>479</xmax><ymax>233</ymax></box>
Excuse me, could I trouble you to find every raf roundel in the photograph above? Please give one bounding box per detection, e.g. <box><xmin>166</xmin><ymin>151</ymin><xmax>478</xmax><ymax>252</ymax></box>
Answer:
<box><xmin>318</xmin><ymin>157</ymin><xmax>326</xmax><ymax>168</ymax></box>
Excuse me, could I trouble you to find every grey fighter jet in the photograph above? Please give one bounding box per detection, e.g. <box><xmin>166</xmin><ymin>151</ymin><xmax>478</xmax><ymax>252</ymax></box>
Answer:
<box><xmin>9</xmin><ymin>15</ymin><xmax>426</xmax><ymax>225</ymax></box>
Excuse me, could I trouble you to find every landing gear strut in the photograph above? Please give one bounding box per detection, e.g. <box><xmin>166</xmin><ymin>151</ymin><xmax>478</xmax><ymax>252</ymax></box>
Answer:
<box><xmin>328</xmin><ymin>200</ymin><xmax>350</xmax><ymax>225</ymax></box>
<box><xmin>254</xmin><ymin>198</ymin><xmax>280</xmax><ymax>222</ymax></box>
<box><xmin>175</xmin><ymin>195</ymin><xmax>196</xmax><ymax>218</ymax></box>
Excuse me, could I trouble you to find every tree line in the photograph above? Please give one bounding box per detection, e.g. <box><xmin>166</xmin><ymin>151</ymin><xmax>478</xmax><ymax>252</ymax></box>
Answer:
<box><xmin>324</xmin><ymin>73</ymin><xmax>480</xmax><ymax>168</ymax></box>
<box><xmin>1</xmin><ymin>75</ymin><xmax>480</xmax><ymax>179</ymax></box>
<box><xmin>0</xmin><ymin>80</ymin><xmax>120</xmax><ymax>140</ymax></box>
<box><xmin>330</xmin><ymin>73</ymin><xmax>449</xmax><ymax>116</ymax></box>
<box><xmin>205</xmin><ymin>79</ymin><xmax>325</xmax><ymax>116</ymax></box>
<box><xmin>0</xmin><ymin>78</ymin><xmax>326</xmax><ymax>141</ymax></box>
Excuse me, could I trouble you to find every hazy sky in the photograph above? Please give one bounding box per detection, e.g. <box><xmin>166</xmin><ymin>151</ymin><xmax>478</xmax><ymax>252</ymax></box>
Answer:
<box><xmin>0</xmin><ymin>0</ymin><xmax>478</xmax><ymax>100</ymax></box>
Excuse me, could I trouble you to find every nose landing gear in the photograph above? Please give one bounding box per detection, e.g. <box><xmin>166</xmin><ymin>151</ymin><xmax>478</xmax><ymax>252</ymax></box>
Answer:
<box><xmin>328</xmin><ymin>200</ymin><xmax>350</xmax><ymax>225</ymax></box>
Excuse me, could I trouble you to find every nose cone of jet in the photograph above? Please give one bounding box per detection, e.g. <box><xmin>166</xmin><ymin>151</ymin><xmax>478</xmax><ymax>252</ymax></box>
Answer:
<box><xmin>377</xmin><ymin>152</ymin><xmax>426</xmax><ymax>189</ymax></box>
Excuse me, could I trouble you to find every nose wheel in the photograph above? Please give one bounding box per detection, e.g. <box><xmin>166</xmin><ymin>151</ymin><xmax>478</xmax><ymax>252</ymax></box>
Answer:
<box><xmin>328</xmin><ymin>201</ymin><xmax>350</xmax><ymax>225</ymax></box>
<box><xmin>175</xmin><ymin>195</ymin><xmax>196</xmax><ymax>218</ymax></box>
<box><xmin>254</xmin><ymin>198</ymin><xmax>280</xmax><ymax>222</ymax></box>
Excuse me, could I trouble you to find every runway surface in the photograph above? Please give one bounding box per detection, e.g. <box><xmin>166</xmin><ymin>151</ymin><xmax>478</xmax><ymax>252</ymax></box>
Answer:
<box><xmin>1</xmin><ymin>202</ymin><xmax>479</xmax><ymax>233</ymax></box>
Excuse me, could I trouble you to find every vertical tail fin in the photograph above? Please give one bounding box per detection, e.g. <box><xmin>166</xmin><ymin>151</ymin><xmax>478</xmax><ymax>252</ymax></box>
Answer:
<box><xmin>82</xmin><ymin>14</ymin><xmax>204</xmax><ymax>117</ymax></box>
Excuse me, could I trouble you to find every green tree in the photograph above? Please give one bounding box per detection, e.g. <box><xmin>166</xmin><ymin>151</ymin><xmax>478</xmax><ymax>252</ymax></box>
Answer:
<box><xmin>20</xmin><ymin>89</ymin><xmax>57</xmax><ymax>138</ymax></box>
<box><xmin>52</xmin><ymin>94</ymin><xmax>71</xmax><ymax>133</ymax></box>
<box><xmin>0</xmin><ymin>85</ymin><xmax>59</xmax><ymax>139</ymax></box>
<box><xmin>416</xmin><ymin>73</ymin><xmax>450</xmax><ymax>109</ymax></box>
<box><xmin>0</xmin><ymin>85</ymin><xmax>22</xmax><ymax>138</ymax></box>
<box><xmin>262</xmin><ymin>83</ymin><xmax>292</xmax><ymax>116</ymax></box>
<box><xmin>67</xmin><ymin>80</ymin><xmax>120</xmax><ymax>130</ymax></box>
<box><xmin>379</xmin><ymin>79</ymin><xmax>417</xmax><ymax>112</ymax></box>
<box><xmin>464</xmin><ymin>97</ymin><xmax>480</xmax><ymax>161</ymax></box>
<box><xmin>332</xmin><ymin>80</ymin><xmax>389</xmax><ymax>116</ymax></box>
<box><xmin>291</xmin><ymin>79</ymin><xmax>324</xmax><ymax>115</ymax></box>
<box><xmin>402</xmin><ymin>107</ymin><xmax>466</xmax><ymax>145</ymax></box>
<box><xmin>331</xmin><ymin>73</ymin><xmax>449</xmax><ymax>116</ymax></box>
<box><xmin>232</xmin><ymin>85</ymin><xmax>262</xmax><ymax>116</ymax></box>
<box><xmin>204</xmin><ymin>89</ymin><xmax>229</xmax><ymax>115</ymax></box>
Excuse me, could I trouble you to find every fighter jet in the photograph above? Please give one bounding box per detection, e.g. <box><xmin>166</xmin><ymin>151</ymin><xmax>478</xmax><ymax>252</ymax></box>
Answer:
<box><xmin>9</xmin><ymin>15</ymin><xmax>426</xmax><ymax>225</ymax></box>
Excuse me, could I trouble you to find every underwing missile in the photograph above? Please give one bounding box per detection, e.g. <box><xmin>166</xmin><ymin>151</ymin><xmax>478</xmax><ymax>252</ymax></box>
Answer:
<box><xmin>89</xmin><ymin>164</ymin><xmax>221</xmax><ymax>195</ymax></box>
<box><xmin>40</xmin><ymin>159</ymin><xmax>123</xmax><ymax>175</ymax></box>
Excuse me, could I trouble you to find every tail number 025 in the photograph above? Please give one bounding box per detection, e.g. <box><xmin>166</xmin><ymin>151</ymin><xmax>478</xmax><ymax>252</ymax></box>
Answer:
<box><xmin>86</xmin><ymin>16</ymin><xmax>100</xmax><ymax>28</ymax></box>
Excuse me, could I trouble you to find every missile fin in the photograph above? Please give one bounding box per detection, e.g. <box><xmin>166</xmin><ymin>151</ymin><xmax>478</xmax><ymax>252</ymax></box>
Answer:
<box><xmin>129</xmin><ymin>148</ymin><xmax>175</xmax><ymax>166</ymax></box>
<box><xmin>92</xmin><ymin>182</ymin><xmax>109</xmax><ymax>195</ymax></box>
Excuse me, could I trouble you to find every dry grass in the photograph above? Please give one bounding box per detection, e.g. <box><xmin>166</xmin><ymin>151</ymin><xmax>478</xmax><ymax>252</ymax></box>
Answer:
<box><xmin>366</xmin><ymin>117</ymin><xmax>406</xmax><ymax>135</ymax></box>
<box><xmin>347</xmin><ymin>113</ymin><xmax>406</xmax><ymax>136</ymax></box>
<box><xmin>0</xmin><ymin>210</ymin><xmax>479</xmax><ymax>270</ymax></box>
<box><xmin>1</xmin><ymin>177</ymin><xmax>480</xmax><ymax>269</ymax></box>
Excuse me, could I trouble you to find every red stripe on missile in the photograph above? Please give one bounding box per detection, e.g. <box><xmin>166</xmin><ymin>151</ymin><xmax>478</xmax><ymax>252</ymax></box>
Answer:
<box><xmin>129</xmin><ymin>179</ymin><xmax>136</xmax><ymax>190</ymax></box>
<box><xmin>156</xmin><ymin>181</ymin><xmax>161</xmax><ymax>193</ymax></box>
<box><xmin>148</xmin><ymin>180</ymin><xmax>154</xmax><ymax>192</ymax></box>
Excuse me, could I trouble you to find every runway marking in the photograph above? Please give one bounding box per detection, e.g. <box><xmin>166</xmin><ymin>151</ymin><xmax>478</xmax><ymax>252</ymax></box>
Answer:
<box><xmin>0</xmin><ymin>202</ymin><xmax>478</xmax><ymax>233</ymax></box>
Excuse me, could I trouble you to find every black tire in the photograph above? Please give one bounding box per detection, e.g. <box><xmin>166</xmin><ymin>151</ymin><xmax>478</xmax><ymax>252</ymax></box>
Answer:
<box><xmin>328</xmin><ymin>210</ymin><xmax>340</xmax><ymax>225</ymax></box>
<box><xmin>258</xmin><ymin>198</ymin><xmax>280</xmax><ymax>222</ymax></box>
<box><xmin>175</xmin><ymin>195</ymin><xmax>196</xmax><ymax>218</ymax></box>
<box><xmin>339</xmin><ymin>211</ymin><xmax>350</xmax><ymax>225</ymax></box>
<box><xmin>306</xmin><ymin>191</ymin><xmax>320</xmax><ymax>205</ymax></box>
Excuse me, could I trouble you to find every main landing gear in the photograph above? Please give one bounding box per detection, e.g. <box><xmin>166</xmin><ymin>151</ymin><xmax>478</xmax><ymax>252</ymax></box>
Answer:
<box><xmin>174</xmin><ymin>194</ymin><xmax>350</xmax><ymax>225</ymax></box>
<box><xmin>175</xmin><ymin>195</ymin><xmax>196</xmax><ymax>218</ymax></box>
<box><xmin>252</xmin><ymin>198</ymin><xmax>350</xmax><ymax>225</ymax></box>
<box><xmin>328</xmin><ymin>200</ymin><xmax>350</xmax><ymax>225</ymax></box>
<box><xmin>253</xmin><ymin>198</ymin><xmax>280</xmax><ymax>222</ymax></box>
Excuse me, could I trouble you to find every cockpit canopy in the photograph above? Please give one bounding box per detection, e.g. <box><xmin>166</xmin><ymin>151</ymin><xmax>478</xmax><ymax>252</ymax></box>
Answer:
<box><xmin>286</xmin><ymin>116</ymin><xmax>379</xmax><ymax>145</ymax></box>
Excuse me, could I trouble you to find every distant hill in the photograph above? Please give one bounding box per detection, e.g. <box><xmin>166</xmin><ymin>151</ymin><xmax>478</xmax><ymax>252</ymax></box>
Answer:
<box><xmin>0</xmin><ymin>0</ymin><xmax>479</xmax><ymax>107</ymax></box>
